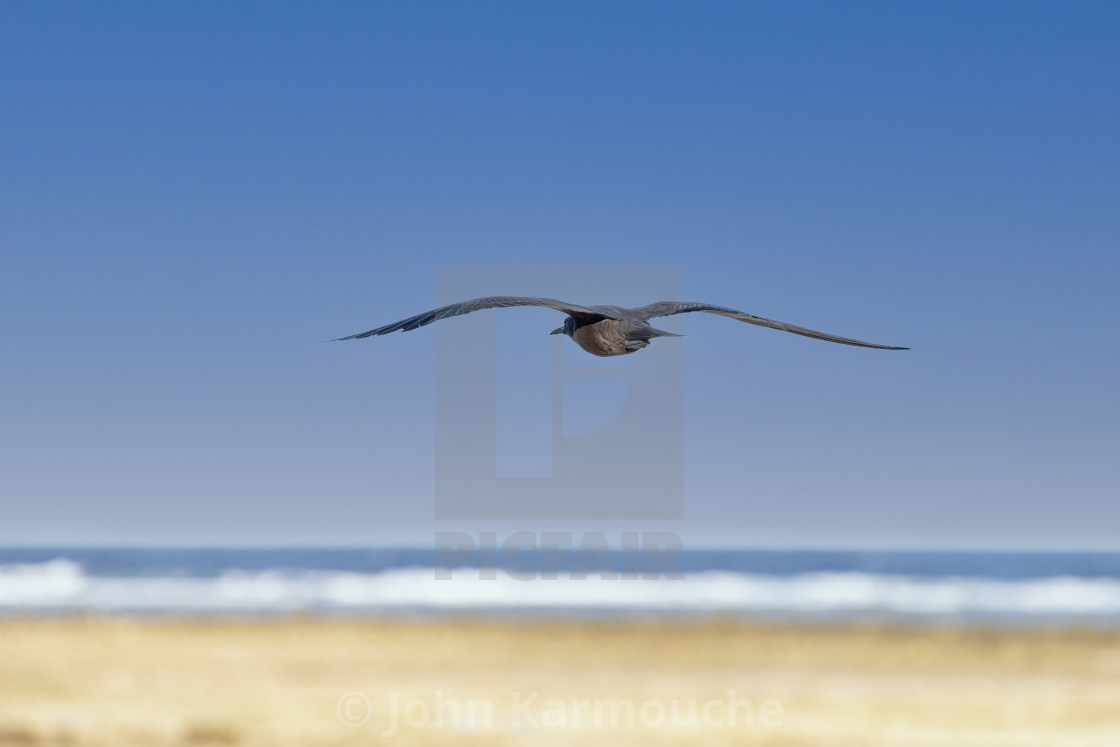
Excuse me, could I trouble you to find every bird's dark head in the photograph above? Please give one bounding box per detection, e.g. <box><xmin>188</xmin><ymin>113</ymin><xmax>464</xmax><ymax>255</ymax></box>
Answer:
<box><xmin>550</xmin><ymin>317</ymin><xmax>574</xmax><ymax>337</ymax></box>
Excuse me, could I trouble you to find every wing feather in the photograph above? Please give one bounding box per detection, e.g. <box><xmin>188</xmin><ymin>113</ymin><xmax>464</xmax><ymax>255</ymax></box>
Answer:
<box><xmin>633</xmin><ymin>301</ymin><xmax>908</xmax><ymax>350</ymax></box>
<box><xmin>335</xmin><ymin>296</ymin><xmax>616</xmax><ymax>340</ymax></box>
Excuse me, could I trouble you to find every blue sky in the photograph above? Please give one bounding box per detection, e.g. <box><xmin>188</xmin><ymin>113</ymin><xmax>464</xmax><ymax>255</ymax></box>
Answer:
<box><xmin>1</xmin><ymin>1</ymin><xmax>1117</xmax><ymax>548</ymax></box>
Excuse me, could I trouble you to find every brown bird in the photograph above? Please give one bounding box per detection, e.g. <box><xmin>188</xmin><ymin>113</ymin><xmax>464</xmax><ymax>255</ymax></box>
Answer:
<box><xmin>336</xmin><ymin>296</ymin><xmax>908</xmax><ymax>357</ymax></box>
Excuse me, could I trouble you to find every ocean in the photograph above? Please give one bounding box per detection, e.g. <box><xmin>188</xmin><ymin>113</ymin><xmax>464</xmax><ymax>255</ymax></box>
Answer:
<box><xmin>3</xmin><ymin>547</ymin><xmax>1120</xmax><ymax>624</ymax></box>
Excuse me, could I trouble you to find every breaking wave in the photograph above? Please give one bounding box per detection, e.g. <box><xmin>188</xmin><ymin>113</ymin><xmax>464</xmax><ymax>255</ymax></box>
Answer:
<box><xmin>4</xmin><ymin>559</ymin><xmax>1120</xmax><ymax>621</ymax></box>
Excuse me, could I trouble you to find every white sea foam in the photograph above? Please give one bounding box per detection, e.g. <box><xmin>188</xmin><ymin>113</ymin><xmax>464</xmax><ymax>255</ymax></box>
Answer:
<box><xmin>3</xmin><ymin>560</ymin><xmax>1120</xmax><ymax>619</ymax></box>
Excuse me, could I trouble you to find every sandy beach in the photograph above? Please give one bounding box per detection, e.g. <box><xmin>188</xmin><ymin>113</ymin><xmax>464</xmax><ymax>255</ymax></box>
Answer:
<box><xmin>2</xmin><ymin>617</ymin><xmax>1119</xmax><ymax>746</ymax></box>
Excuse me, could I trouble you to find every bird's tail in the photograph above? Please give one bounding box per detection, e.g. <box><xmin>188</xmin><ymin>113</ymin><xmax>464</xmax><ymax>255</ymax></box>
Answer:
<box><xmin>642</xmin><ymin>325</ymin><xmax>683</xmax><ymax>339</ymax></box>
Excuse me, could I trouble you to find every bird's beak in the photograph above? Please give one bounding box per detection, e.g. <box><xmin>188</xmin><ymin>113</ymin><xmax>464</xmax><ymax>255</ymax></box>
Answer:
<box><xmin>550</xmin><ymin>327</ymin><xmax>564</xmax><ymax>335</ymax></box>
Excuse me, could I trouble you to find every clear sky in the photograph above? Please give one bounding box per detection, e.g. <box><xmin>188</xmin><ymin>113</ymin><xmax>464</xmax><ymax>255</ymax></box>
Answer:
<box><xmin>1</xmin><ymin>1</ymin><xmax>1117</xmax><ymax>548</ymax></box>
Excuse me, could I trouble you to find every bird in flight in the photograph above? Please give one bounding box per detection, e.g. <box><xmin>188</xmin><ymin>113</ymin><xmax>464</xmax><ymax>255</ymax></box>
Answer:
<box><xmin>335</xmin><ymin>296</ymin><xmax>907</xmax><ymax>357</ymax></box>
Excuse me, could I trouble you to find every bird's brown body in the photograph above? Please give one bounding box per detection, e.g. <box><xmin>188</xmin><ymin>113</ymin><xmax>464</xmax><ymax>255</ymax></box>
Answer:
<box><xmin>571</xmin><ymin>320</ymin><xmax>647</xmax><ymax>357</ymax></box>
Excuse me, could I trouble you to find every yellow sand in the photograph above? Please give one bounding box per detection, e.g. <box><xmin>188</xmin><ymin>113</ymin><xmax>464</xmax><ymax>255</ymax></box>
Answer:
<box><xmin>2</xmin><ymin>617</ymin><xmax>1120</xmax><ymax>746</ymax></box>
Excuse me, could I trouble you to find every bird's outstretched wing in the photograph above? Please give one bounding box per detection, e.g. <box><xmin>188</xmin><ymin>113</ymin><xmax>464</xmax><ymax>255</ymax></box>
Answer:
<box><xmin>335</xmin><ymin>296</ymin><xmax>619</xmax><ymax>340</ymax></box>
<box><xmin>633</xmin><ymin>301</ymin><xmax>908</xmax><ymax>350</ymax></box>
